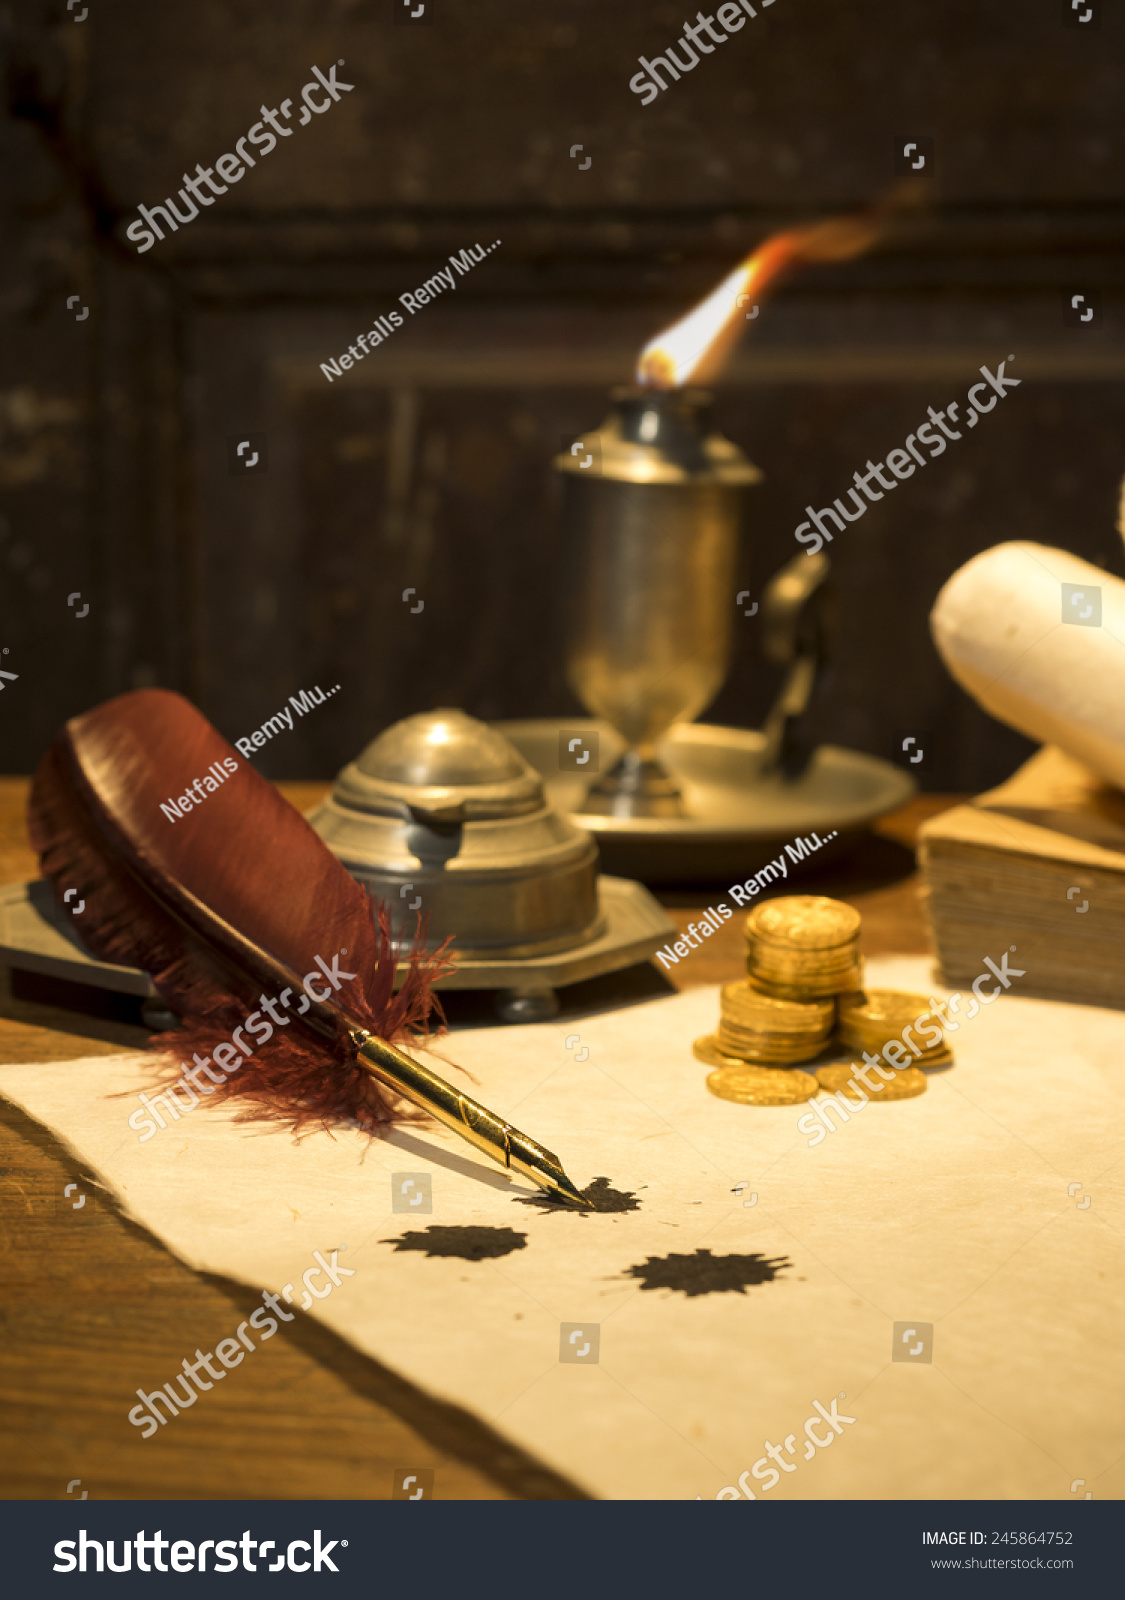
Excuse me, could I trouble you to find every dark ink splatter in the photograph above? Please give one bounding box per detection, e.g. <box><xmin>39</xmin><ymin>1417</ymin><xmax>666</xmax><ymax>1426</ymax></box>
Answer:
<box><xmin>624</xmin><ymin>1248</ymin><xmax>791</xmax><ymax>1297</ymax></box>
<box><xmin>515</xmin><ymin>1176</ymin><xmax>641</xmax><ymax>1215</ymax></box>
<box><xmin>381</xmin><ymin>1225</ymin><xmax>528</xmax><ymax>1261</ymax></box>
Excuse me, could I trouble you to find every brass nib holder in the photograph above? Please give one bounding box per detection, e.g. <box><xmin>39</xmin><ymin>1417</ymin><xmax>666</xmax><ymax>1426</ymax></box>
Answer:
<box><xmin>351</xmin><ymin>1028</ymin><xmax>588</xmax><ymax>1206</ymax></box>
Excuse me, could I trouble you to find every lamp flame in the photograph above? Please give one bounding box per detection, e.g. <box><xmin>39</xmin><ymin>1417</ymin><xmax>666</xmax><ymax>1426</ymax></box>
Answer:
<box><xmin>636</xmin><ymin>209</ymin><xmax>888</xmax><ymax>391</ymax></box>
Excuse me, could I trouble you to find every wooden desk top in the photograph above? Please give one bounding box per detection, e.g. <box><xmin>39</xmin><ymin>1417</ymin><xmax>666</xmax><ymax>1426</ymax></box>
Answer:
<box><xmin>0</xmin><ymin>776</ymin><xmax>959</xmax><ymax>1500</ymax></box>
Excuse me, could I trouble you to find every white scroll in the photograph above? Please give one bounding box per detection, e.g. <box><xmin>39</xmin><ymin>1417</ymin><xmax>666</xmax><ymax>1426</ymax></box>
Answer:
<box><xmin>931</xmin><ymin>541</ymin><xmax>1125</xmax><ymax>790</ymax></box>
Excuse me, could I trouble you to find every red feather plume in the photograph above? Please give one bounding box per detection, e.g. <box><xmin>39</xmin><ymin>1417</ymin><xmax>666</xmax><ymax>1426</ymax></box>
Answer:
<box><xmin>28</xmin><ymin>689</ymin><xmax>455</xmax><ymax>1134</ymax></box>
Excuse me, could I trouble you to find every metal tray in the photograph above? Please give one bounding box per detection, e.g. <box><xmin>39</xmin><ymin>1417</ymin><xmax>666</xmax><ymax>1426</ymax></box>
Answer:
<box><xmin>0</xmin><ymin>874</ymin><xmax>675</xmax><ymax>1025</ymax></box>
<box><xmin>494</xmin><ymin>719</ymin><xmax>916</xmax><ymax>884</ymax></box>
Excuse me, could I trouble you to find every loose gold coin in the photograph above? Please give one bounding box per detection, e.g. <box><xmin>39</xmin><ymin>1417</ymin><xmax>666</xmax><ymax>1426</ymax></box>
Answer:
<box><xmin>814</xmin><ymin>1063</ymin><xmax>928</xmax><ymax>1101</ymax></box>
<box><xmin>747</xmin><ymin>896</ymin><xmax>861</xmax><ymax>951</ymax></box>
<box><xmin>836</xmin><ymin>989</ymin><xmax>947</xmax><ymax>1057</ymax></box>
<box><xmin>706</xmin><ymin>1065</ymin><xmax>819</xmax><ymax>1106</ymax></box>
<box><xmin>837</xmin><ymin>988</ymin><xmax>939</xmax><ymax>1031</ymax></box>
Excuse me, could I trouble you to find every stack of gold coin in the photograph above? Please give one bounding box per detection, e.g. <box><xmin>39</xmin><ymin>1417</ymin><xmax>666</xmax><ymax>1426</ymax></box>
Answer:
<box><xmin>744</xmin><ymin>896</ymin><xmax>863</xmax><ymax>1000</ymax></box>
<box><xmin>712</xmin><ymin>979</ymin><xmax>834</xmax><ymax>1064</ymax></box>
<box><xmin>836</xmin><ymin>989</ymin><xmax>952</xmax><ymax>1067</ymax></box>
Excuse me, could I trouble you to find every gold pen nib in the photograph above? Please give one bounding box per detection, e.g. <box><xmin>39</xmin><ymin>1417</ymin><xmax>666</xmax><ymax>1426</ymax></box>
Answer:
<box><xmin>535</xmin><ymin>1165</ymin><xmax>591</xmax><ymax>1209</ymax></box>
<box><xmin>504</xmin><ymin>1130</ymin><xmax>591</xmax><ymax>1207</ymax></box>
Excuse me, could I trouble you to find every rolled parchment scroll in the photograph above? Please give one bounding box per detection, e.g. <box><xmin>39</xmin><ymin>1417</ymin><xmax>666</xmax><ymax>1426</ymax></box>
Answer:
<box><xmin>931</xmin><ymin>541</ymin><xmax>1125</xmax><ymax>790</ymax></box>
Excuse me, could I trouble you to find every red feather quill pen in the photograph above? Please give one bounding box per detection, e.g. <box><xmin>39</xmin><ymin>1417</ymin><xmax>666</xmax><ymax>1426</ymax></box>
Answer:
<box><xmin>28</xmin><ymin>689</ymin><xmax>587</xmax><ymax>1203</ymax></box>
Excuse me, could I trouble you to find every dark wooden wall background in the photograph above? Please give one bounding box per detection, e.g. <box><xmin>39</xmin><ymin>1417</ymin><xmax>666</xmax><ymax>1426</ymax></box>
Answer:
<box><xmin>2</xmin><ymin>0</ymin><xmax>1123</xmax><ymax>788</ymax></box>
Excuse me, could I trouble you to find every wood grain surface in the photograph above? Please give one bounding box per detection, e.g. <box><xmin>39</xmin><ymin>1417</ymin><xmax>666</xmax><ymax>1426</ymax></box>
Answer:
<box><xmin>0</xmin><ymin>778</ymin><xmax>959</xmax><ymax>1500</ymax></box>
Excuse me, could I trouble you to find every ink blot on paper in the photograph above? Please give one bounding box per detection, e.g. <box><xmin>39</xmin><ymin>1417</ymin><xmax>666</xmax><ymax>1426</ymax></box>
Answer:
<box><xmin>381</xmin><ymin>1225</ymin><xmax>528</xmax><ymax>1261</ymax></box>
<box><xmin>516</xmin><ymin>1176</ymin><xmax>641</xmax><ymax>1215</ymax></box>
<box><xmin>625</xmin><ymin>1248</ymin><xmax>792</xmax><ymax>1297</ymax></box>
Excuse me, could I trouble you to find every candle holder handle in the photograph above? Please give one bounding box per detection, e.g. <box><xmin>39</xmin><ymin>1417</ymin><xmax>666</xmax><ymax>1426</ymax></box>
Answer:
<box><xmin>758</xmin><ymin>549</ymin><xmax>833</xmax><ymax>779</ymax></box>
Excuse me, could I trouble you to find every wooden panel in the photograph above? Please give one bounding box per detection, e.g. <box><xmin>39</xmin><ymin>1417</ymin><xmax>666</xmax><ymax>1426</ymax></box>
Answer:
<box><xmin>4</xmin><ymin>0</ymin><xmax>1124</xmax><ymax>790</ymax></box>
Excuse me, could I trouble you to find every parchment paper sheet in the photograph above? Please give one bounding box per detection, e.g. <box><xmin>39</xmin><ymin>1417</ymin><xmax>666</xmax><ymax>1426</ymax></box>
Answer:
<box><xmin>2</xmin><ymin>957</ymin><xmax>1122</xmax><ymax>1501</ymax></box>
